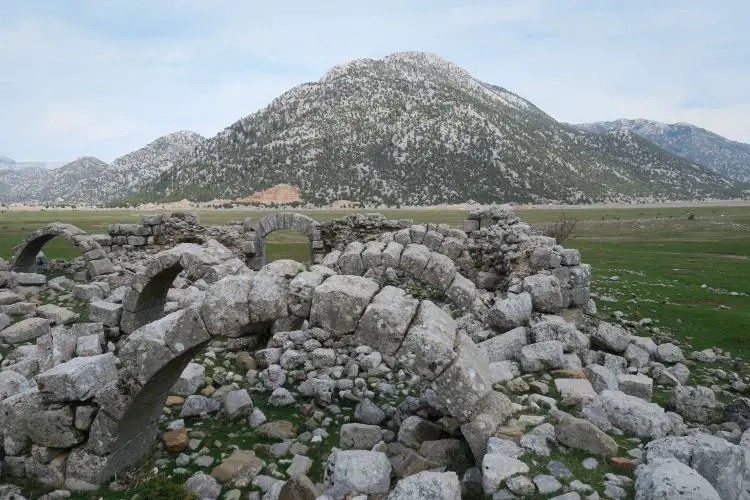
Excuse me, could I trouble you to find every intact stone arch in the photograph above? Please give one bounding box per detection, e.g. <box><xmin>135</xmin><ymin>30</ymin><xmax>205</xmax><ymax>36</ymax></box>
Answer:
<box><xmin>42</xmin><ymin>246</ymin><xmax>512</xmax><ymax>488</ymax></box>
<box><xmin>243</xmin><ymin>212</ymin><xmax>322</xmax><ymax>270</ymax></box>
<box><xmin>12</xmin><ymin>222</ymin><xmax>115</xmax><ymax>278</ymax></box>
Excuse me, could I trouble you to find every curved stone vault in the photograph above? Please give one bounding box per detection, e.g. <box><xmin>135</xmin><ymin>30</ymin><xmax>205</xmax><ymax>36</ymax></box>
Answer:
<box><xmin>12</xmin><ymin>223</ymin><xmax>115</xmax><ymax>278</ymax></box>
<box><xmin>243</xmin><ymin>213</ymin><xmax>322</xmax><ymax>270</ymax></box>
<box><xmin>0</xmin><ymin>208</ymin><xmax>594</xmax><ymax>491</ymax></box>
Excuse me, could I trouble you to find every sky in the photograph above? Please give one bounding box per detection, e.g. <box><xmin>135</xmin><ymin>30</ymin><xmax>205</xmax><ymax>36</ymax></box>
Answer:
<box><xmin>1</xmin><ymin>0</ymin><xmax>749</xmax><ymax>163</ymax></box>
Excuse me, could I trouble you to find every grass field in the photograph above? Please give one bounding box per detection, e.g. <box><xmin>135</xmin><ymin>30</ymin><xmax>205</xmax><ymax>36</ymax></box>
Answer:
<box><xmin>2</xmin><ymin>204</ymin><xmax>749</xmax><ymax>360</ymax></box>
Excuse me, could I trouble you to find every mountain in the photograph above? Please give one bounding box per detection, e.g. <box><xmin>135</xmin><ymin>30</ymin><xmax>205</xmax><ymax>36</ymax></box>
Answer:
<box><xmin>575</xmin><ymin>119</ymin><xmax>750</xmax><ymax>182</ymax></box>
<box><xmin>0</xmin><ymin>155</ymin><xmax>14</xmax><ymax>164</ymax></box>
<box><xmin>136</xmin><ymin>52</ymin><xmax>734</xmax><ymax>206</ymax></box>
<box><xmin>0</xmin><ymin>131</ymin><xmax>205</xmax><ymax>205</ymax></box>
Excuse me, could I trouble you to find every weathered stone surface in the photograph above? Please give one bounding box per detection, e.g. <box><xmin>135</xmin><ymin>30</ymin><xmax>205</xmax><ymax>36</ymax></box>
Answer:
<box><xmin>279</xmin><ymin>475</ymin><xmax>318</xmax><ymax>500</ymax></box>
<box><xmin>76</xmin><ymin>334</ymin><xmax>102</xmax><ymax>356</ymax></box>
<box><xmin>592</xmin><ymin>322</ymin><xmax>632</xmax><ymax>353</ymax></box>
<box><xmin>523</xmin><ymin>274</ymin><xmax>564</xmax><ymax>313</ymax></box>
<box><xmin>421</xmin><ymin>252</ymin><xmax>456</xmax><ymax>291</ymax></box>
<box><xmin>36</xmin><ymin>304</ymin><xmax>78</xmax><ymax>325</ymax></box>
<box><xmin>582</xmin><ymin>390</ymin><xmax>672</xmax><ymax>438</ymax></box>
<box><xmin>248</xmin><ymin>260</ymin><xmax>302</xmax><ymax>324</ymax></box>
<box><xmin>15</xmin><ymin>272</ymin><xmax>47</xmax><ymax>286</ymax></box>
<box><xmin>487</xmin><ymin>293</ymin><xmax>533</xmax><ymax>332</ymax></box>
<box><xmin>400</xmin><ymin>244</ymin><xmax>431</xmax><ymax>279</ymax></box>
<box><xmin>396</xmin><ymin>301</ymin><xmax>457</xmax><ymax>380</ymax></box>
<box><xmin>725</xmin><ymin>397</ymin><xmax>750</xmax><ymax>430</ymax></box>
<box><xmin>397</xmin><ymin>415</ymin><xmax>444</xmax><ymax>449</ymax></box>
<box><xmin>479</xmin><ymin>327</ymin><xmax>528</xmax><ymax>362</ymax></box>
<box><xmin>554</xmin><ymin>378</ymin><xmax>597</xmax><ymax>404</ymax></box>
<box><xmin>656</xmin><ymin>343</ymin><xmax>684</xmax><ymax>363</ymax></box>
<box><xmin>644</xmin><ymin>433</ymin><xmax>744</xmax><ymax>500</ymax></box>
<box><xmin>27</xmin><ymin>405</ymin><xmax>85</xmax><ymax>448</ymax></box>
<box><xmin>337</xmin><ymin>242</ymin><xmax>365</xmax><ymax>275</ymax></box>
<box><xmin>117</xmin><ymin>311</ymin><xmax>183</xmax><ymax>385</ymax></box>
<box><xmin>340</xmin><ymin>423</ymin><xmax>383</xmax><ymax>450</ymax></box>
<box><xmin>1</xmin><ymin>317</ymin><xmax>50</xmax><ymax>343</ymax></box>
<box><xmin>224</xmin><ymin>389</ymin><xmax>254</xmax><ymax>419</ymax></box>
<box><xmin>489</xmin><ymin>361</ymin><xmax>518</xmax><ymax>383</ymax></box>
<box><xmin>388</xmin><ymin>471</ymin><xmax>461</xmax><ymax>500</ymax></box>
<box><xmin>310</xmin><ymin>275</ymin><xmax>379</xmax><ymax>335</ymax></box>
<box><xmin>481</xmin><ymin>453</ymin><xmax>530</xmax><ymax>494</ymax></box>
<box><xmin>617</xmin><ymin>374</ymin><xmax>653</xmax><ymax>401</ymax></box>
<box><xmin>382</xmin><ymin>241</ymin><xmax>404</xmax><ymax>268</ymax></box>
<box><xmin>519</xmin><ymin>340</ymin><xmax>565</xmax><ymax>372</ymax></box>
<box><xmin>446</xmin><ymin>273</ymin><xmax>476</xmax><ymax>310</ymax></box>
<box><xmin>635</xmin><ymin>458</ymin><xmax>720</xmax><ymax>500</ymax></box>
<box><xmin>210</xmin><ymin>451</ymin><xmax>265</xmax><ymax>488</ymax></box>
<box><xmin>554</xmin><ymin>414</ymin><xmax>618</xmax><ymax>456</ymax></box>
<box><xmin>288</xmin><ymin>271</ymin><xmax>325</xmax><ymax>317</ymax></box>
<box><xmin>89</xmin><ymin>301</ymin><xmax>122</xmax><ymax>327</ymax></box>
<box><xmin>460</xmin><ymin>391</ymin><xmax>515</xmax><ymax>460</ymax></box>
<box><xmin>354</xmin><ymin>286</ymin><xmax>419</xmax><ymax>356</ymax></box>
<box><xmin>36</xmin><ymin>353</ymin><xmax>117</xmax><ymax>402</ymax></box>
<box><xmin>354</xmin><ymin>398</ymin><xmax>386</xmax><ymax>425</ymax></box>
<box><xmin>180</xmin><ymin>395</ymin><xmax>221</xmax><ymax>417</ymax></box>
<box><xmin>433</xmin><ymin>333</ymin><xmax>492</xmax><ymax>422</ymax></box>
<box><xmin>186</xmin><ymin>472</ymin><xmax>222</xmax><ymax>500</ymax></box>
<box><xmin>0</xmin><ymin>369</ymin><xmax>34</xmax><ymax>399</ymax></box>
<box><xmin>324</xmin><ymin>450</ymin><xmax>391</xmax><ymax>497</ymax></box>
<box><xmin>531</xmin><ymin>321</ymin><xmax>589</xmax><ymax>354</ymax></box>
<box><xmin>171</xmin><ymin>362</ymin><xmax>206</xmax><ymax>396</ymax></box>
<box><xmin>670</xmin><ymin>385</ymin><xmax>717</xmax><ymax>423</ymax></box>
<box><xmin>200</xmin><ymin>275</ymin><xmax>253</xmax><ymax>337</ymax></box>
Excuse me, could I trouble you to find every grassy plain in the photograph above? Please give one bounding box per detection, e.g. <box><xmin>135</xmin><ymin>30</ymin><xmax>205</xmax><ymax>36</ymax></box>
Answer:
<box><xmin>1</xmin><ymin>204</ymin><xmax>749</xmax><ymax>359</ymax></box>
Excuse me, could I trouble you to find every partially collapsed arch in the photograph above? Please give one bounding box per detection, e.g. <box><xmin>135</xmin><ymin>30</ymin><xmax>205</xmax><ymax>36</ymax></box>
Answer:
<box><xmin>12</xmin><ymin>222</ymin><xmax>114</xmax><ymax>278</ymax></box>
<box><xmin>54</xmin><ymin>251</ymin><xmax>511</xmax><ymax>487</ymax></box>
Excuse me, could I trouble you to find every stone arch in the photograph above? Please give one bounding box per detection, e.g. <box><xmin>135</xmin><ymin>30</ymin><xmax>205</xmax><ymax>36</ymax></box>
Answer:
<box><xmin>244</xmin><ymin>212</ymin><xmax>322</xmax><ymax>270</ymax></box>
<box><xmin>56</xmin><ymin>258</ymin><xmax>511</xmax><ymax>488</ymax></box>
<box><xmin>320</xmin><ymin>227</ymin><xmax>480</xmax><ymax>313</ymax></box>
<box><xmin>13</xmin><ymin>222</ymin><xmax>114</xmax><ymax>278</ymax></box>
<box><xmin>119</xmin><ymin>241</ymin><xmax>238</xmax><ymax>334</ymax></box>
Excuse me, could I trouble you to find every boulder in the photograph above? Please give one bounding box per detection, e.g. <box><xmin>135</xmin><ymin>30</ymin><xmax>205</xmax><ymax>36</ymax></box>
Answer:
<box><xmin>339</xmin><ymin>423</ymin><xmax>383</xmax><ymax>450</ymax></box>
<box><xmin>481</xmin><ymin>453</ymin><xmax>530</xmax><ymax>494</ymax></box>
<box><xmin>617</xmin><ymin>374</ymin><xmax>653</xmax><ymax>401</ymax></box>
<box><xmin>395</xmin><ymin>301</ymin><xmax>457</xmax><ymax>381</ymax></box>
<box><xmin>398</xmin><ymin>416</ymin><xmax>443</xmax><ymax>449</ymax></box>
<box><xmin>171</xmin><ymin>362</ymin><xmax>206</xmax><ymax>396</ymax></box>
<box><xmin>518</xmin><ymin>341</ymin><xmax>565</xmax><ymax>372</ymax></box>
<box><xmin>288</xmin><ymin>271</ymin><xmax>325</xmax><ymax>317</ymax></box>
<box><xmin>36</xmin><ymin>304</ymin><xmax>78</xmax><ymax>325</ymax></box>
<box><xmin>422</xmin><ymin>252</ymin><xmax>457</xmax><ymax>291</ymax></box>
<box><xmin>400</xmin><ymin>244</ymin><xmax>432</xmax><ymax>279</ymax></box>
<box><xmin>310</xmin><ymin>275</ymin><xmax>379</xmax><ymax>335</ymax></box>
<box><xmin>554</xmin><ymin>414</ymin><xmax>618</xmax><ymax>456</ymax></box>
<box><xmin>522</xmin><ymin>274</ymin><xmax>564</xmax><ymax>313</ymax></box>
<box><xmin>324</xmin><ymin>450</ymin><xmax>392</xmax><ymax>497</ymax></box>
<box><xmin>1</xmin><ymin>317</ymin><xmax>50</xmax><ymax>344</ymax></box>
<box><xmin>582</xmin><ymin>390</ymin><xmax>672</xmax><ymax>439</ymax></box>
<box><xmin>388</xmin><ymin>471</ymin><xmax>461</xmax><ymax>500</ymax></box>
<box><xmin>354</xmin><ymin>286</ymin><xmax>419</xmax><ymax>356</ymax></box>
<box><xmin>635</xmin><ymin>458</ymin><xmax>720</xmax><ymax>500</ymax></box>
<box><xmin>200</xmin><ymin>275</ymin><xmax>253</xmax><ymax>337</ymax></box>
<box><xmin>554</xmin><ymin>378</ymin><xmax>597</xmax><ymax>404</ymax></box>
<box><xmin>35</xmin><ymin>353</ymin><xmax>117</xmax><ymax>402</ymax></box>
<box><xmin>479</xmin><ymin>326</ymin><xmax>528</xmax><ymax>362</ymax></box>
<box><xmin>670</xmin><ymin>385</ymin><xmax>717</xmax><ymax>423</ymax></box>
<box><xmin>592</xmin><ymin>322</ymin><xmax>631</xmax><ymax>353</ymax></box>
<box><xmin>585</xmin><ymin>364</ymin><xmax>619</xmax><ymax>393</ymax></box>
<box><xmin>89</xmin><ymin>301</ymin><xmax>123</xmax><ymax>327</ymax></box>
<box><xmin>487</xmin><ymin>293</ymin><xmax>533</xmax><ymax>332</ymax></box>
<box><xmin>656</xmin><ymin>343</ymin><xmax>684</xmax><ymax>363</ymax></box>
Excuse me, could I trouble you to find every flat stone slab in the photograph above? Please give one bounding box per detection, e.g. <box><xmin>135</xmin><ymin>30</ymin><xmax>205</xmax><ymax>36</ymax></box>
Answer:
<box><xmin>35</xmin><ymin>353</ymin><xmax>117</xmax><ymax>402</ymax></box>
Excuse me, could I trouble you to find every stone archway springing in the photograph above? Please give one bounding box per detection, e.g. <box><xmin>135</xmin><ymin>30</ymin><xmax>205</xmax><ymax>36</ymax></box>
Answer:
<box><xmin>12</xmin><ymin>222</ymin><xmax>115</xmax><ymax>278</ymax></box>
<box><xmin>244</xmin><ymin>213</ymin><xmax>322</xmax><ymax>270</ymax></box>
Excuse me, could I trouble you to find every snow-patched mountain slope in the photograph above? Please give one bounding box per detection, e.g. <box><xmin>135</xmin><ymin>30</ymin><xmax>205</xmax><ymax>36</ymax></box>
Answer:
<box><xmin>576</xmin><ymin>119</ymin><xmax>750</xmax><ymax>182</ymax></box>
<box><xmin>138</xmin><ymin>51</ymin><xmax>733</xmax><ymax>205</ymax></box>
<box><xmin>1</xmin><ymin>131</ymin><xmax>205</xmax><ymax>204</ymax></box>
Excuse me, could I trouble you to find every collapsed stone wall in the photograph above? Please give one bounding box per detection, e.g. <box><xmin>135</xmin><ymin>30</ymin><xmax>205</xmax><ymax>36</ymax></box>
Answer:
<box><xmin>1</xmin><ymin>207</ymin><xmax>746</xmax><ymax>499</ymax></box>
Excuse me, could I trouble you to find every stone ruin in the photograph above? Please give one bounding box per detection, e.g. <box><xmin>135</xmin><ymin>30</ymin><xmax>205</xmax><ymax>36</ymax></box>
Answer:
<box><xmin>0</xmin><ymin>206</ymin><xmax>748</xmax><ymax>499</ymax></box>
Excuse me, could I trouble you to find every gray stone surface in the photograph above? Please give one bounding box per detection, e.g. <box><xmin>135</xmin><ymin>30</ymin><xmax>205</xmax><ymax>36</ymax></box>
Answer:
<box><xmin>37</xmin><ymin>304</ymin><xmax>78</xmax><ymax>325</ymax></box>
<box><xmin>481</xmin><ymin>453</ymin><xmax>530</xmax><ymax>494</ymax></box>
<box><xmin>635</xmin><ymin>458</ymin><xmax>720</xmax><ymax>500</ymax></box>
<box><xmin>400</xmin><ymin>244</ymin><xmax>432</xmax><ymax>279</ymax></box>
<box><xmin>340</xmin><ymin>423</ymin><xmax>383</xmax><ymax>450</ymax></box>
<box><xmin>387</xmin><ymin>471</ymin><xmax>461</xmax><ymax>500</ymax></box>
<box><xmin>582</xmin><ymin>390</ymin><xmax>672</xmax><ymax>438</ymax></box>
<box><xmin>487</xmin><ymin>293</ymin><xmax>533</xmax><ymax>332</ymax></box>
<box><xmin>324</xmin><ymin>450</ymin><xmax>392</xmax><ymax>497</ymax></box>
<box><xmin>479</xmin><ymin>326</ymin><xmax>528</xmax><ymax>362</ymax></box>
<box><xmin>200</xmin><ymin>275</ymin><xmax>253</xmax><ymax>337</ymax></box>
<box><xmin>354</xmin><ymin>286</ymin><xmax>419</xmax><ymax>356</ymax></box>
<box><xmin>592</xmin><ymin>322</ymin><xmax>632</xmax><ymax>353</ymax></box>
<box><xmin>617</xmin><ymin>374</ymin><xmax>653</xmax><ymax>401</ymax></box>
<box><xmin>1</xmin><ymin>317</ymin><xmax>50</xmax><ymax>343</ymax></box>
<box><xmin>554</xmin><ymin>414</ymin><xmax>619</xmax><ymax>456</ymax></box>
<box><xmin>288</xmin><ymin>271</ymin><xmax>325</xmax><ymax>317</ymax></box>
<box><xmin>171</xmin><ymin>362</ymin><xmax>206</xmax><ymax>396</ymax></box>
<box><xmin>310</xmin><ymin>275</ymin><xmax>379</xmax><ymax>335</ymax></box>
<box><xmin>224</xmin><ymin>389</ymin><xmax>254</xmax><ymax>418</ymax></box>
<box><xmin>670</xmin><ymin>385</ymin><xmax>718</xmax><ymax>423</ymax></box>
<box><xmin>396</xmin><ymin>301</ymin><xmax>457</xmax><ymax>380</ymax></box>
<box><xmin>519</xmin><ymin>340</ymin><xmax>565</xmax><ymax>372</ymax></box>
<box><xmin>89</xmin><ymin>301</ymin><xmax>123</xmax><ymax>327</ymax></box>
<box><xmin>185</xmin><ymin>472</ymin><xmax>222</xmax><ymax>500</ymax></box>
<box><xmin>35</xmin><ymin>353</ymin><xmax>117</xmax><ymax>402</ymax></box>
<box><xmin>585</xmin><ymin>364</ymin><xmax>619</xmax><ymax>393</ymax></box>
<box><xmin>523</xmin><ymin>274</ymin><xmax>564</xmax><ymax>313</ymax></box>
